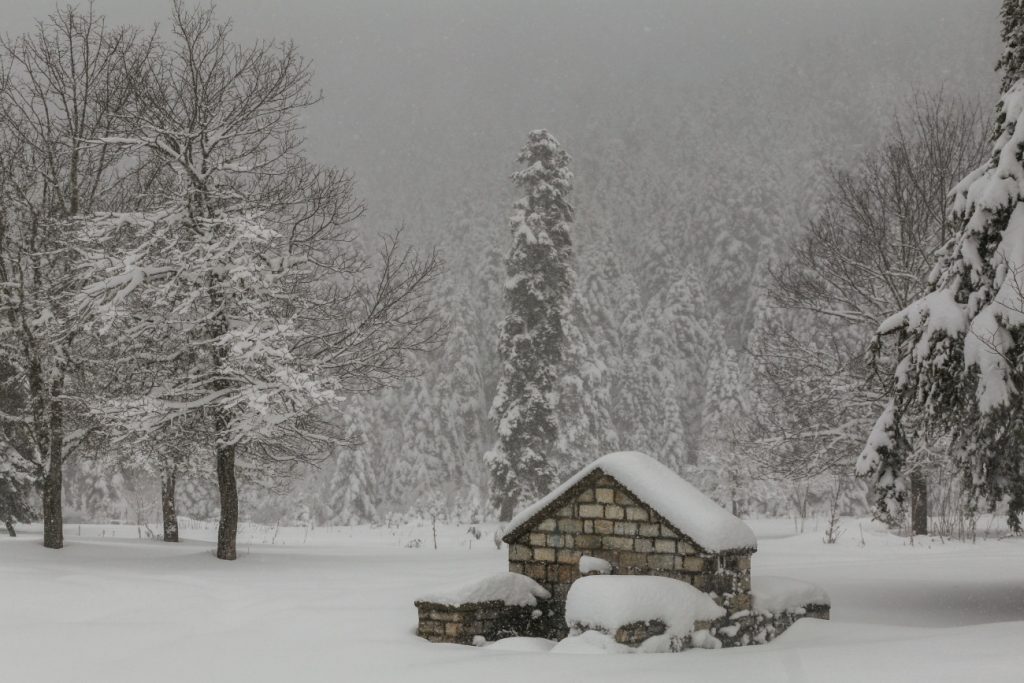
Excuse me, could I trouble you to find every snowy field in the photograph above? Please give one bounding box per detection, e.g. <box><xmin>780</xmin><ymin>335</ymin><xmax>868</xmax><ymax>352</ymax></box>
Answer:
<box><xmin>3</xmin><ymin>518</ymin><xmax>1024</xmax><ymax>683</ymax></box>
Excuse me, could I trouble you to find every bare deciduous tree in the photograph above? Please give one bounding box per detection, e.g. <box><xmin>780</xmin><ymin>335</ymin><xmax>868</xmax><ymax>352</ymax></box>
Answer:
<box><xmin>77</xmin><ymin>2</ymin><xmax>444</xmax><ymax>560</ymax></box>
<box><xmin>753</xmin><ymin>92</ymin><xmax>988</xmax><ymax>534</ymax></box>
<box><xmin>0</xmin><ymin>6</ymin><xmax>154</xmax><ymax>549</ymax></box>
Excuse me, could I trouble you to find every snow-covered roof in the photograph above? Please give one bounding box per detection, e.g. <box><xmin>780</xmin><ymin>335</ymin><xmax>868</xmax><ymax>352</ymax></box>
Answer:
<box><xmin>502</xmin><ymin>451</ymin><xmax>757</xmax><ymax>553</ymax></box>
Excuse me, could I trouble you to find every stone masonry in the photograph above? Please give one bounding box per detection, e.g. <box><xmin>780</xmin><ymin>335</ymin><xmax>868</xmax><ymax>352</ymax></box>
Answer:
<box><xmin>414</xmin><ymin>600</ymin><xmax>556</xmax><ymax>645</ymax></box>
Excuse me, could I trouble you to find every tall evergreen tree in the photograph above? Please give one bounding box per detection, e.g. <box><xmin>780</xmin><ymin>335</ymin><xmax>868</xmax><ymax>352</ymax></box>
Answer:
<box><xmin>695</xmin><ymin>348</ymin><xmax>760</xmax><ymax>516</ymax></box>
<box><xmin>555</xmin><ymin>291</ymin><xmax>619</xmax><ymax>472</ymax></box>
<box><xmin>488</xmin><ymin>130</ymin><xmax>575</xmax><ymax>520</ymax></box>
<box><xmin>611</xmin><ymin>269</ymin><xmax>713</xmax><ymax>470</ymax></box>
<box><xmin>325</xmin><ymin>400</ymin><xmax>380</xmax><ymax>525</ymax></box>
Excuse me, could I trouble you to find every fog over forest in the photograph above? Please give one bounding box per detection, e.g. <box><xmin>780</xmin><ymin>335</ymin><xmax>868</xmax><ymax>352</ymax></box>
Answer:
<box><xmin>1</xmin><ymin>0</ymin><xmax>1004</xmax><ymax>525</ymax></box>
<box><xmin>5</xmin><ymin>1</ymin><xmax>1000</xmax><ymax>211</ymax></box>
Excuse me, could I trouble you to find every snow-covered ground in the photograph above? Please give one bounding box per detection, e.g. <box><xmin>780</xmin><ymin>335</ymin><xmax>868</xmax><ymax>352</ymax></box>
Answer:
<box><xmin>3</xmin><ymin>517</ymin><xmax>1024</xmax><ymax>682</ymax></box>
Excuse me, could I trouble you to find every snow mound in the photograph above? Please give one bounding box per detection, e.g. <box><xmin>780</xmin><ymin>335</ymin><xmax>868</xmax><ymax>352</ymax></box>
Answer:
<box><xmin>505</xmin><ymin>451</ymin><xmax>757</xmax><ymax>553</ymax></box>
<box><xmin>579</xmin><ymin>555</ymin><xmax>612</xmax><ymax>575</ymax></box>
<box><xmin>485</xmin><ymin>637</ymin><xmax>556</xmax><ymax>652</ymax></box>
<box><xmin>751</xmin><ymin>576</ymin><xmax>830</xmax><ymax>613</ymax></box>
<box><xmin>416</xmin><ymin>572</ymin><xmax>551</xmax><ymax>607</ymax></box>
<box><xmin>550</xmin><ymin>630</ymin><xmax>630</xmax><ymax>655</ymax></box>
<box><xmin>566</xmin><ymin>575</ymin><xmax>726</xmax><ymax>638</ymax></box>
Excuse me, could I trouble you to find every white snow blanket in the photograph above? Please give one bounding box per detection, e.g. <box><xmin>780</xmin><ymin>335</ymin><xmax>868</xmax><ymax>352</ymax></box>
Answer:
<box><xmin>550</xmin><ymin>630</ymin><xmax>631</xmax><ymax>655</ymax></box>
<box><xmin>416</xmin><ymin>572</ymin><xmax>550</xmax><ymax>607</ymax></box>
<box><xmin>505</xmin><ymin>451</ymin><xmax>757</xmax><ymax>552</ymax></box>
<box><xmin>566</xmin><ymin>575</ymin><xmax>726</xmax><ymax>637</ymax></box>
<box><xmin>579</xmin><ymin>555</ymin><xmax>613</xmax><ymax>575</ymax></box>
<box><xmin>5</xmin><ymin>517</ymin><xmax>1024</xmax><ymax>681</ymax></box>
<box><xmin>750</xmin><ymin>576</ymin><xmax>830</xmax><ymax>613</ymax></box>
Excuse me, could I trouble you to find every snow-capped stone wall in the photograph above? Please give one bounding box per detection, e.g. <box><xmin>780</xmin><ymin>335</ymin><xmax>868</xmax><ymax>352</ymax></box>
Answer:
<box><xmin>414</xmin><ymin>573</ymin><xmax>557</xmax><ymax>644</ymax></box>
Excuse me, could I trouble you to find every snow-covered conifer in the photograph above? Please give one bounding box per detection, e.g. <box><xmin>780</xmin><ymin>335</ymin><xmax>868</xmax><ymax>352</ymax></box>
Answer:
<box><xmin>998</xmin><ymin>0</ymin><xmax>1024</xmax><ymax>94</ymax></box>
<box><xmin>611</xmin><ymin>270</ymin><xmax>713</xmax><ymax>471</ymax></box>
<box><xmin>695</xmin><ymin>349</ymin><xmax>761</xmax><ymax>516</ymax></box>
<box><xmin>555</xmin><ymin>292</ymin><xmax>619</xmax><ymax>472</ymax></box>
<box><xmin>488</xmin><ymin>130</ymin><xmax>576</xmax><ymax>520</ymax></box>
<box><xmin>325</xmin><ymin>401</ymin><xmax>381</xmax><ymax>525</ymax></box>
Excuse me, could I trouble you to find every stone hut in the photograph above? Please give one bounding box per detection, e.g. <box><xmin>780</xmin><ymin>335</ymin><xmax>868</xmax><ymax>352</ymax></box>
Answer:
<box><xmin>416</xmin><ymin>451</ymin><xmax>829</xmax><ymax>648</ymax></box>
<box><xmin>500</xmin><ymin>451</ymin><xmax>758</xmax><ymax>625</ymax></box>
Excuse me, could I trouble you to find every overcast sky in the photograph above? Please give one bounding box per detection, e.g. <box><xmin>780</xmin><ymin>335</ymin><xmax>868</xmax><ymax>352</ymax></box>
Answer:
<box><xmin>1</xmin><ymin>1</ymin><xmax>1002</xmax><ymax>225</ymax></box>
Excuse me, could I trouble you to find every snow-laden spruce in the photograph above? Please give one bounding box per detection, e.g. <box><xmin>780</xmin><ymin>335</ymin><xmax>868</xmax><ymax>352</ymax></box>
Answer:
<box><xmin>488</xmin><ymin>130</ymin><xmax>577</xmax><ymax>520</ymax></box>
<box><xmin>999</xmin><ymin>1</ymin><xmax>1024</xmax><ymax>93</ymax></box>
<box><xmin>859</xmin><ymin>76</ymin><xmax>1024</xmax><ymax>527</ymax></box>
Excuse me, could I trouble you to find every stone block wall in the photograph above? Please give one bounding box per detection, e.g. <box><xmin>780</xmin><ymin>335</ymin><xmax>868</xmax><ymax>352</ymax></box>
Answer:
<box><xmin>505</xmin><ymin>471</ymin><xmax>753</xmax><ymax>616</ymax></box>
<box><xmin>563</xmin><ymin>605</ymin><xmax>830</xmax><ymax>652</ymax></box>
<box><xmin>699</xmin><ymin>602</ymin><xmax>831</xmax><ymax>649</ymax></box>
<box><xmin>414</xmin><ymin>600</ymin><xmax>557</xmax><ymax>645</ymax></box>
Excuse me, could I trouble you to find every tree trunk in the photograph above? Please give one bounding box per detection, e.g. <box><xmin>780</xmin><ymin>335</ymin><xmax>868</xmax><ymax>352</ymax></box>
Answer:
<box><xmin>4</xmin><ymin>518</ymin><xmax>15</xmax><ymax>537</ymax></box>
<box><xmin>497</xmin><ymin>495</ymin><xmax>515</xmax><ymax>523</ymax></box>
<box><xmin>42</xmin><ymin>440</ymin><xmax>64</xmax><ymax>549</ymax></box>
<box><xmin>28</xmin><ymin>360</ymin><xmax>65</xmax><ymax>549</ymax></box>
<box><xmin>910</xmin><ymin>470</ymin><xmax>928</xmax><ymax>536</ymax></box>
<box><xmin>215</xmin><ymin>441</ymin><xmax>238</xmax><ymax>560</ymax></box>
<box><xmin>161</xmin><ymin>465</ymin><xmax>179</xmax><ymax>542</ymax></box>
<box><xmin>42</xmin><ymin>467</ymin><xmax>63</xmax><ymax>549</ymax></box>
<box><xmin>42</xmin><ymin>374</ymin><xmax>66</xmax><ymax>549</ymax></box>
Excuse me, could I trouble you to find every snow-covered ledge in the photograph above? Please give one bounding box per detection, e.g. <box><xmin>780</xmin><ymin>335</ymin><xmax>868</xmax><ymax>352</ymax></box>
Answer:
<box><xmin>558</xmin><ymin>574</ymin><xmax>829</xmax><ymax>652</ymax></box>
<box><xmin>414</xmin><ymin>573</ymin><xmax>555</xmax><ymax>644</ymax></box>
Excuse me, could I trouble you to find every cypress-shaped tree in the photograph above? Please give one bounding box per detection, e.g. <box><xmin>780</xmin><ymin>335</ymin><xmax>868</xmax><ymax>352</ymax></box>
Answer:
<box><xmin>488</xmin><ymin>130</ymin><xmax>575</xmax><ymax>520</ymax></box>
